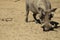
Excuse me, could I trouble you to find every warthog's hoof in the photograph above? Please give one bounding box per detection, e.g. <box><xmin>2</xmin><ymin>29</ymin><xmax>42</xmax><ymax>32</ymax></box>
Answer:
<box><xmin>25</xmin><ymin>19</ymin><xmax>28</xmax><ymax>22</ymax></box>
<box><xmin>25</xmin><ymin>21</ymin><xmax>28</xmax><ymax>22</ymax></box>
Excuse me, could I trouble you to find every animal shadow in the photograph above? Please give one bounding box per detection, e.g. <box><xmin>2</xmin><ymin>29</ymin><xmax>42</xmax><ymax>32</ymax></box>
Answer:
<box><xmin>28</xmin><ymin>19</ymin><xmax>41</xmax><ymax>24</ymax></box>
<box><xmin>28</xmin><ymin>20</ymin><xmax>35</xmax><ymax>22</ymax></box>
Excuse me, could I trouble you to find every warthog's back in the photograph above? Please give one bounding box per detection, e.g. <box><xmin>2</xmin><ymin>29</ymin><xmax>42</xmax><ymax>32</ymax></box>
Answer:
<box><xmin>26</xmin><ymin>0</ymin><xmax>51</xmax><ymax>12</ymax></box>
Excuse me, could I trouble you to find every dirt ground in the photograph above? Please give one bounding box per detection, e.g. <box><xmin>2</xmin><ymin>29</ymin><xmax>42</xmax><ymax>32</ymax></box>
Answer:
<box><xmin>0</xmin><ymin>0</ymin><xmax>60</xmax><ymax>40</ymax></box>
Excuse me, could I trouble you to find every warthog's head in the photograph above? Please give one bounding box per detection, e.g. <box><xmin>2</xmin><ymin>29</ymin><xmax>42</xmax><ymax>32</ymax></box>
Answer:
<box><xmin>38</xmin><ymin>8</ymin><xmax>57</xmax><ymax>31</ymax></box>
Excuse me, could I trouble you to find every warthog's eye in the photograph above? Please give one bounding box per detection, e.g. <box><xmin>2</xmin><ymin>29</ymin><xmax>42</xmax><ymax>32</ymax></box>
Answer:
<box><xmin>49</xmin><ymin>14</ymin><xmax>53</xmax><ymax>20</ymax></box>
<box><xmin>38</xmin><ymin>7</ymin><xmax>41</xmax><ymax>11</ymax></box>
<box><xmin>41</xmin><ymin>11</ymin><xmax>45</xmax><ymax>16</ymax></box>
<box><xmin>40</xmin><ymin>12</ymin><xmax>45</xmax><ymax>20</ymax></box>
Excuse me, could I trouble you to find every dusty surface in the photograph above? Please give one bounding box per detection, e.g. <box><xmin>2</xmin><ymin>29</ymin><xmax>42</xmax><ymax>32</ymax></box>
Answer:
<box><xmin>0</xmin><ymin>0</ymin><xmax>60</xmax><ymax>40</ymax></box>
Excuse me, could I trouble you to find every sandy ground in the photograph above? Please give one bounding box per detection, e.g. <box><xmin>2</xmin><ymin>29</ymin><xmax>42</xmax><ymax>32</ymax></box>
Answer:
<box><xmin>0</xmin><ymin>0</ymin><xmax>60</xmax><ymax>40</ymax></box>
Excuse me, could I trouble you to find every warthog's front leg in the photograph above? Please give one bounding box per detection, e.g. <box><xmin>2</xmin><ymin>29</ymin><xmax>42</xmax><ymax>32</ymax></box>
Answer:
<box><xmin>33</xmin><ymin>13</ymin><xmax>41</xmax><ymax>24</ymax></box>
<box><xmin>25</xmin><ymin>4</ymin><xmax>29</xmax><ymax>22</ymax></box>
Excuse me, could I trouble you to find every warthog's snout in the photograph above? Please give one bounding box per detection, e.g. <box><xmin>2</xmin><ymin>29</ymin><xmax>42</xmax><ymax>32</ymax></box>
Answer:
<box><xmin>43</xmin><ymin>26</ymin><xmax>54</xmax><ymax>31</ymax></box>
<box><xmin>42</xmin><ymin>23</ymin><xmax>54</xmax><ymax>31</ymax></box>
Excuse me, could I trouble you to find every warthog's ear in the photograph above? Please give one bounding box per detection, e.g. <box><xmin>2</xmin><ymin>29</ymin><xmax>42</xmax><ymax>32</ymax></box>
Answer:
<box><xmin>51</xmin><ymin>8</ymin><xmax>57</xmax><ymax>12</ymax></box>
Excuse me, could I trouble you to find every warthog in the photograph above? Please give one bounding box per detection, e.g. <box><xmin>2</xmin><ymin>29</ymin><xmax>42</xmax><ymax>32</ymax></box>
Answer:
<box><xmin>25</xmin><ymin>0</ymin><xmax>57</xmax><ymax>31</ymax></box>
